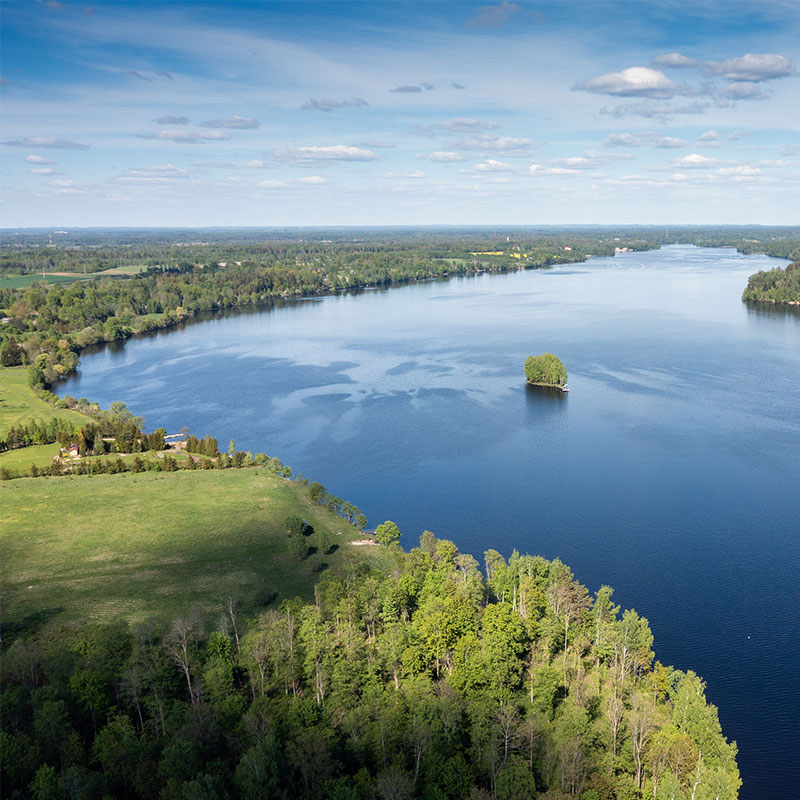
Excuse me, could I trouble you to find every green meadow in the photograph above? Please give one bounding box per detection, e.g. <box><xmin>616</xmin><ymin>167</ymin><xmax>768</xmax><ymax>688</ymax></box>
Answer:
<box><xmin>1</xmin><ymin>469</ymin><xmax>392</xmax><ymax>633</ymax></box>
<box><xmin>0</xmin><ymin>367</ymin><xmax>91</xmax><ymax>436</ymax></box>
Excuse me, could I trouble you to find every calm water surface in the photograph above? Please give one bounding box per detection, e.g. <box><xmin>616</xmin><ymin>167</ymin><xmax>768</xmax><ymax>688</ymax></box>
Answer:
<box><xmin>60</xmin><ymin>245</ymin><xmax>800</xmax><ymax>798</ymax></box>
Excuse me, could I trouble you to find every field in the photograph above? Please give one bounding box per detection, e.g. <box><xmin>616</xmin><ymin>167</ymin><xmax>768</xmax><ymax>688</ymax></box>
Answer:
<box><xmin>0</xmin><ymin>264</ymin><xmax>149</xmax><ymax>289</ymax></box>
<box><xmin>1</xmin><ymin>469</ymin><xmax>394</xmax><ymax>634</ymax></box>
<box><xmin>0</xmin><ymin>366</ymin><xmax>91</xmax><ymax>436</ymax></box>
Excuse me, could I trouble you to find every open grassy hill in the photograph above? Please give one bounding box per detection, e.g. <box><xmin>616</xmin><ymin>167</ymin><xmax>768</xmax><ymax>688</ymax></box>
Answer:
<box><xmin>0</xmin><ymin>366</ymin><xmax>91</xmax><ymax>437</ymax></box>
<box><xmin>1</xmin><ymin>469</ymin><xmax>394</xmax><ymax>637</ymax></box>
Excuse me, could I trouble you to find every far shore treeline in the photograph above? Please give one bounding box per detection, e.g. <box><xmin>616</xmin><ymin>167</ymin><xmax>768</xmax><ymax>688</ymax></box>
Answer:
<box><xmin>1</xmin><ymin>227</ymin><xmax>798</xmax><ymax>386</ymax></box>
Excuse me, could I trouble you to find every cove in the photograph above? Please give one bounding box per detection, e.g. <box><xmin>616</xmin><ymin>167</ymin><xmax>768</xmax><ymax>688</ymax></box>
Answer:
<box><xmin>58</xmin><ymin>244</ymin><xmax>800</xmax><ymax>799</ymax></box>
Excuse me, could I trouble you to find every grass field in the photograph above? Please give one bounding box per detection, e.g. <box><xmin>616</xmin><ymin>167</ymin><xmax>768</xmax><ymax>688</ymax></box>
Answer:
<box><xmin>1</xmin><ymin>469</ymin><xmax>393</xmax><ymax>633</ymax></box>
<box><xmin>0</xmin><ymin>264</ymin><xmax>149</xmax><ymax>289</ymax></box>
<box><xmin>0</xmin><ymin>367</ymin><xmax>91</xmax><ymax>437</ymax></box>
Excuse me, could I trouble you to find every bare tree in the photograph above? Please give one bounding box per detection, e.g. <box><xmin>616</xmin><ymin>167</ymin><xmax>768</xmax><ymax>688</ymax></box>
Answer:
<box><xmin>165</xmin><ymin>617</ymin><xmax>200</xmax><ymax>704</ymax></box>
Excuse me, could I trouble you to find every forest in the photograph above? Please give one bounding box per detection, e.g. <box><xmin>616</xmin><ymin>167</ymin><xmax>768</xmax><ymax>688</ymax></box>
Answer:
<box><xmin>741</xmin><ymin>262</ymin><xmax>800</xmax><ymax>305</ymax></box>
<box><xmin>1</xmin><ymin>528</ymin><xmax>740</xmax><ymax>800</ymax></box>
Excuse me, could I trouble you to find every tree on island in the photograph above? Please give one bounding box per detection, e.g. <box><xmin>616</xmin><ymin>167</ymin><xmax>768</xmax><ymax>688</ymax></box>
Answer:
<box><xmin>524</xmin><ymin>352</ymin><xmax>568</xmax><ymax>387</ymax></box>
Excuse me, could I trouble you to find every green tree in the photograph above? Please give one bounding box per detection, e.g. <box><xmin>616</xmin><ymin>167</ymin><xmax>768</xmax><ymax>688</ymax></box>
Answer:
<box><xmin>1</xmin><ymin>336</ymin><xmax>24</xmax><ymax>366</ymax></box>
<box><xmin>524</xmin><ymin>353</ymin><xmax>568</xmax><ymax>387</ymax></box>
<box><xmin>375</xmin><ymin>520</ymin><xmax>401</xmax><ymax>546</ymax></box>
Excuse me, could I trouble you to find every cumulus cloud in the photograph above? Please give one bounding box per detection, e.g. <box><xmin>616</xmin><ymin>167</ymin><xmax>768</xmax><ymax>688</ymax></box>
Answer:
<box><xmin>30</xmin><ymin>167</ymin><xmax>60</xmax><ymax>174</ymax></box>
<box><xmin>139</xmin><ymin>130</ymin><xmax>231</xmax><ymax>143</ymax></box>
<box><xmin>257</xmin><ymin>176</ymin><xmax>326</xmax><ymax>189</ymax></box>
<box><xmin>474</xmin><ymin>159</ymin><xmax>513</xmax><ymax>172</ymax></box>
<box><xmin>446</xmin><ymin>135</ymin><xmax>532</xmax><ymax>157</ymax></box>
<box><xmin>154</xmin><ymin>116</ymin><xmax>190</xmax><ymax>125</ymax></box>
<box><xmin>604</xmin><ymin>132</ymin><xmax>640</xmax><ymax>147</ymax></box>
<box><xmin>118</xmin><ymin>164</ymin><xmax>191</xmax><ymax>183</ymax></box>
<box><xmin>428</xmin><ymin>151</ymin><xmax>467</xmax><ymax>162</ymax></box>
<box><xmin>25</xmin><ymin>154</ymin><xmax>57</xmax><ymax>164</ymax></box>
<box><xmin>193</xmin><ymin>160</ymin><xmax>270</xmax><ymax>169</ymax></box>
<box><xmin>697</xmin><ymin>130</ymin><xmax>721</xmax><ymax>148</ymax></box>
<box><xmin>671</xmin><ymin>153</ymin><xmax>720</xmax><ymax>168</ymax></box>
<box><xmin>524</xmin><ymin>164</ymin><xmax>581</xmax><ymax>176</ymax></box>
<box><xmin>466</xmin><ymin>2</ymin><xmax>522</xmax><ymax>28</ymax></box>
<box><xmin>599</xmin><ymin>101</ymin><xmax>709</xmax><ymax>122</ymax></box>
<box><xmin>714</xmin><ymin>165</ymin><xmax>762</xmax><ymax>177</ymax></box>
<box><xmin>274</xmin><ymin>145</ymin><xmax>379</xmax><ymax>163</ymax></box>
<box><xmin>652</xmin><ymin>53</ymin><xmax>699</xmax><ymax>69</ymax></box>
<box><xmin>703</xmin><ymin>53</ymin><xmax>794</xmax><ymax>82</ymax></box>
<box><xmin>574</xmin><ymin>67</ymin><xmax>692</xmax><ymax>98</ymax></box>
<box><xmin>199</xmin><ymin>116</ymin><xmax>260</xmax><ymax>129</ymax></box>
<box><xmin>4</xmin><ymin>136</ymin><xmax>90</xmax><ymax>150</ymax></box>
<box><xmin>718</xmin><ymin>82</ymin><xmax>770</xmax><ymax>100</ymax></box>
<box><xmin>414</xmin><ymin>117</ymin><xmax>501</xmax><ymax>136</ymax></box>
<box><xmin>604</xmin><ymin>132</ymin><xmax>687</xmax><ymax>149</ymax></box>
<box><xmin>301</xmin><ymin>97</ymin><xmax>370</xmax><ymax>112</ymax></box>
<box><xmin>384</xmin><ymin>170</ymin><xmax>425</xmax><ymax>178</ymax></box>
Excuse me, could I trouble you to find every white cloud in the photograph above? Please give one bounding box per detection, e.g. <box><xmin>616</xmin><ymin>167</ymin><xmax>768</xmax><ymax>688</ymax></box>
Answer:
<box><xmin>154</xmin><ymin>115</ymin><xmax>190</xmax><ymax>125</ymax></box>
<box><xmin>4</xmin><ymin>137</ymin><xmax>89</xmax><ymax>150</ymax></box>
<box><xmin>199</xmin><ymin>116</ymin><xmax>260</xmax><ymax>129</ymax></box>
<box><xmin>384</xmin><ymin>171</ymin><xmax>425</xmax><ymax>178</ymax></box>
<box><xmin>652</xmin><ymin>53</ymin><xmax>699</xmax><ymax>69</ymax></box>
<box><xmin>604</xmin><ymin>132</ymin><xmax>687</xmax><ymax>149</ymax></box>
<box><xmin>415</xmin><ymin>117</ymin><xmax>500</xmax><ymax>136</ymax></box>
<box><xmin>25</xmin><ymin>154</ymin><xmax>57</xmax><ymax>164</ymax></box>
<box><xmin>600</xmin><ymin>101</ymin><xmax>709</xmax><ymax>122</ymax></box>
<box><xmin>194</xmin><ymin>160</ymin><xmax>270</xmax><ymax>169</ymax></box>
<box><xmin>274</xmin><ymin>145</ymin><xmax>379</xmax><ymax>163</ymax></box>
<box><xmin>524</xmin><ymin>164</ymin><xmax>580</xmax><ymax>176</ymax></box>
<box><xmin>604</xmin><ymin>132</ymin><xmax>640</xmax><ymax>147</ymax></box>
<box><xmin>719</xmin><ymin>82</ymin><xmax>770</xmax><ymax>100</ymax></box>
<box><xmin>671</xmin><ymin>153</ymin><xmax>720</xmax><ymax>168</ymax></box>
<box><xmin>147</xmin><ymin>130</ymin><xmax>232</xmax><ymax>143</ymax></box>
<box><xmin>118</xmin><ymin>164</ymin><xmax>191</xmax><ymax>182</ymax></box>
<box><xmin>714</xmin><ymin>165</ymin><xmax>763</xmax><ymax>177</ymax></box>
<box><xmin>429</xmin><ymin>151</ymin><xmax>467</xmax><ymax>162</ymax></box>
<box><xmin>699</xmin><ymin>130</ymin><xmax>719</xmax><ymax>142</ymax></box>
<box><xmin>703</xmin><ymin>53</ymin><xmax>794</xmax><ymax>82</ymax></box>
<box><xmin>574</xmin><ymin>67</ymin><xmax>691</xmax><ymax>98</ymax></box>
<box><xmin>301</xmin><ymin>97</ymin><xmax>369</xmax><ymax>112</ymax></box>
<box><xmin>474</xmin><ymin>159</ymin><xmax>512</xmax><ymax>172</ymax></box>
<box><xmin>30</xmin><ymin>167</ymin><xmax>60</xmax><ymax>174</ymax></box>
<box><xmin>257</xmin><ymin>176</ymin><xmax>326</xmax><ymax>188</ymax></box>
<box><xmin>447</xmin><ymin>135</ymin><xmax>532</xmax><ymax>157</ymax></box>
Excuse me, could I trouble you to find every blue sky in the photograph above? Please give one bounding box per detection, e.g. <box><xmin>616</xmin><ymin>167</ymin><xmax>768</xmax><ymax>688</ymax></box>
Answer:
<box><xmin>1</xmin><ymin>0</ymin><xmax>799</xmax><ymax>226</ymax></box>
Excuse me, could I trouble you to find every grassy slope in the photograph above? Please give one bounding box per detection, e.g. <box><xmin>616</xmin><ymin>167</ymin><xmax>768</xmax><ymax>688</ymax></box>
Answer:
<box><xmin>0</xmin><ymin>367</ymin><xmax>90</xmax><ymax>437</ymax></box>
<box><xmin>1</xmin><ymin>469</ymin><xmax>393</xmax><ymax>632</ymax></box>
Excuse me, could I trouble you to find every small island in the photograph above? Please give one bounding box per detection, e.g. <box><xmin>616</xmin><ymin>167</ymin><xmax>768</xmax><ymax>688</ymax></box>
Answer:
<box><xmin>524</xmin><ymin>352</ymin><xmax>569</xmax><ymax>391</ymax></box>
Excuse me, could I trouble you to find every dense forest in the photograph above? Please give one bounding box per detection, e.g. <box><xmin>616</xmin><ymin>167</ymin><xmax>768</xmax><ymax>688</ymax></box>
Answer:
<box><xmin>1</xmin><ymin>530</ymin><xmax>740</xmax><ymax>800</ymax></box>
<box><xmin>1</xmin><ymin>227</ymin><xmax>797</xmax><ymax>385</ymax></box>
<box><xmin>741</xmin><ymin>262</ymin><xmax>800</xmax><ymax>304</ymax></box>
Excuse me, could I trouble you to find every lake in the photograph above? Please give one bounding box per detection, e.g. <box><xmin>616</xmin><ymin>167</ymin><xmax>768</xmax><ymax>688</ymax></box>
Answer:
<box><xmin>59</xmin><ymin>244</ymin><xmax>800</xmax><ymax>798</ymax></box>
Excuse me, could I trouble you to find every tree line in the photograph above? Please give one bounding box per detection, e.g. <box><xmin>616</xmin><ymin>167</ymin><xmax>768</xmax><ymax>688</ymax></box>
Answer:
<box><xmin>0</xmin><ymin>531</ymin><xmax>740</xmax><ymax>800</ymax></box>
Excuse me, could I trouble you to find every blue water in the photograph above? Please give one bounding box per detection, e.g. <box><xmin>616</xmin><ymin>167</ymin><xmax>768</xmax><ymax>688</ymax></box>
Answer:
<box><xmin>59</xmin><ymin>245</ymin><xmax>800</xmax><ymax>798</ymax></box>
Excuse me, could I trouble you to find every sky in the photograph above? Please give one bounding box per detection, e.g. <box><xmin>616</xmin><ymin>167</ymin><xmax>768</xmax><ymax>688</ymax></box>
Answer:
<box><xmin>1</xmin><ymin>0</ymin><xmax>799</xmax><ymax>227</ymax></box>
